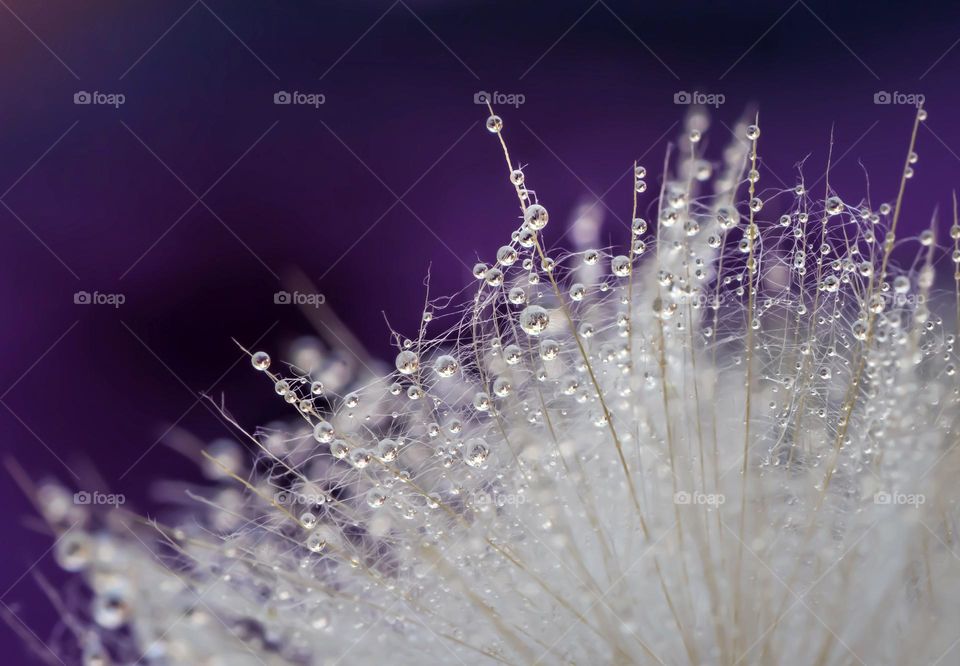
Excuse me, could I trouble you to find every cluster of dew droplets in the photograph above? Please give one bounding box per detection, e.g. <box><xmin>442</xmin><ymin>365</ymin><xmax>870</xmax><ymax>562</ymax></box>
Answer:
<box><xmin>36</xmin><ymin>105</ymin><xmax>960</xmax><ymax>666</ymax></box>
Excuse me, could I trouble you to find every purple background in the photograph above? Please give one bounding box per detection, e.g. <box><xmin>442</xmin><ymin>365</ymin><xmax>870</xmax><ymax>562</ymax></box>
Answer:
<box><xmin>2</xmin><ymin>0</ymin><xmax>958</xmax><ymax>661</ymax></box>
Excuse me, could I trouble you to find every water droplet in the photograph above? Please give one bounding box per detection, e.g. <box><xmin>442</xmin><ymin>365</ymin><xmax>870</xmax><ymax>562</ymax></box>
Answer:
<box><xmin>825</xmin><ymin>196</ymin><xmax>844</xmax><ymax>216</ymax></box>
<box><xmin>306</xmin><ymin>532</ymin><xmax>326</xmax><ymax>553</ymax></box>
<box><xmin>852</xmin><ymin>320</ymin><xmax>868</xmax><ymax>341</ymax></box>
<box><xmin>314</xmin><ymin>421</ymin><xmax>335</xmax><ymax>443</ymax></box>
<box><xmin>820</xmin><ymin>275</ymin><xmax>840</xmax><ymax>293</ymax></box>
<box><xmin>349</xmin><ymin>448</ymin><xmax>372</xmax><ymax>469</ymax></box>
<box><xmin>497</xmin><ymin>245</ymin><xmax>518</xmax><ymax>266</ymax></box>
<box><xmin>251</xmin><ymin>351</ymin><xmax>271</xmax><ymax>371</ymax></box>
<box><xmin>464</xmin><ymin>438</ymin><xmax>490</xmax><ymax>467</ymax></box>
<box><xmin>503</xmin><ymin>344</ymin><xmax>522</xmax><ymax>365</ymax></box>
<box><xmin>492</xmin><ymin>376</ymin><xmax>512</xmax><ymax>397</ymax></box>
<box><xmin>378</xmin><ymin>438</ymin><xmax>399</xmax><ymax>461</ymax></box>
<box><xmin>330</xmin><ymin>439</ymin><xmax>349</xmax><ymax>459</ymax></box>
<box><xmin>367</xmin><ymin>488</ymin><xmax>387</xmax><ymax>508</ymax></box>
<box><xmin>300</xmin><ymin>512</ymin><xmax>317</xmax><ymax>529</ymax></box>
<box><xmin>485</xmin><ymin>267</ymin><xmax>504</xmax><ymax>286</ymax></box>
<box><xmin>434</xmin><ymin>354</ymin><xmax>459</xmax><ymax>378</ymax></box>
<box><xmin>717</xmin><ymin>205</ymin><xmax>740</xmax><ymax>230</ymax></box>
<box><xmin>611</xmin><ymin>255</ymin><xmax>632</xmax><ymax>277</ymax></box>
<box><xmin>524</xmin><ymin>204</ymin><xmax>549</xmax><ymax>231</ymax></box>
<box><xmin>519</xmin><ymin>305</ymin><xmax>550</xmax><ymax>335</ymax></box>
<box><xmin>540</xmin><ymin>339</ymin><xmax>560</xmax><ymax>360</ymax></box>
<box><xmin>473</xmin><ymin>392</ymin><xmax>491</xmax><ymax>412</ymax></box>
<box><xmin>395</xmin><ymin>350</ymin><xmax>419</xmax><ymax>375</ymax></box>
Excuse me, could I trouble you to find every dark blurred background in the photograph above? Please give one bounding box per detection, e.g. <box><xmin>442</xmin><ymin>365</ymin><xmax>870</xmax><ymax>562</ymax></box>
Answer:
<box><xmin>2</xmin><ymin>0</ymin><xmax>958</xmax><ymax>660</ymax></box>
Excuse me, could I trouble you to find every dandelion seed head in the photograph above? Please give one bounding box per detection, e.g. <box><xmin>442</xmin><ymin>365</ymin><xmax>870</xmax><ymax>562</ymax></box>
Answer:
<box><xmin>33</xmin><ymin>106</ymin><xmax>960</xmax><ymax>665</ymax></box>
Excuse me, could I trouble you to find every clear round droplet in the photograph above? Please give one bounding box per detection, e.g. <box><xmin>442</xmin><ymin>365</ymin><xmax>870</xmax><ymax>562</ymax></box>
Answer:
<box><xmin>395</xmin><ymin>350</ymin><xmax>419</xmax><ymax>375</ymax></box>
<box><xmin>464</xmin><ymin>438</ymin><xmax>489</xmax><ymax>467</ymax></box>
<box><xmin>434</xmin><ymin>354</ymin><xmax>459</xmax><ymax>378</ymax></box>
<box><xmin>251</xmin><ymin>351</ymin><xmax>271</xmax><ymax>371</ymax></box>
<box><xmin>519</xmin><ymin>305</ymin><xmax>550</xmax><ymax>336</ymax></box>
<box><xmin>524</xmin><ymin>204</ymin><xmax>549</xmax><ymax>231</ymax></box>
<box><xmin>611</xmin><ymin>255</ymin><xmax>632</xmax><ymax>277</ymax></box>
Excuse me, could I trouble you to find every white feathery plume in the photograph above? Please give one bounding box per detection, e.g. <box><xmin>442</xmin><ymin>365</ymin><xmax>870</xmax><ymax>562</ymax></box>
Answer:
<box><xmin>27</xmin><ymin>104</ymin><xmax>960</xmax><ymax>665</ymax></box>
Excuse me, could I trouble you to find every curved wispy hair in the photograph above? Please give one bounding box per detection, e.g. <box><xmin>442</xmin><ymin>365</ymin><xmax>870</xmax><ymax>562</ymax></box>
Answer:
<box><xmin>25</xmin><ymin>105</ymin><xmax>960</xmax><ymax>666</ymax></box>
